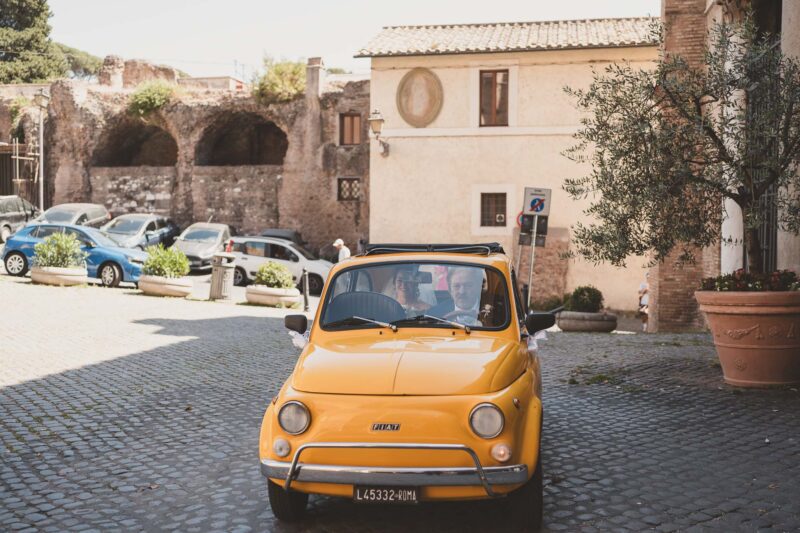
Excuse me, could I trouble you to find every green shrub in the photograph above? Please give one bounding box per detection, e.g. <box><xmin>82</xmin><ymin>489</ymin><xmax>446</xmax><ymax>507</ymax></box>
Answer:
<box><xmin>253</xmin><ymin>57</ymin><xmax>305</xmax><ymax>105</ymax></box>
<box><xmin>128</xmin><ymin>81</ymin><xmax>175</xmax><ymax>117</ymax></box>
<box><xmin>9</xmin><ymin>96</ymin><xmax>31</xmax><ymax>129</ymax></box>
<box><xmin>254</xmin><ymin>262</ymin><xmax>295</xmax><ymax>288</ymax></box>
<box><xmin>142</xmin><ymin>245</ymin><xmax>189</xmax><ymax>278</ymax></box>
<box><xmin>565</xmin><ymin>285</ymin><xmax>604</xmax><ymax>313</ymax></box>
<box><xmin>33</xmin><ymin>232</ymin><xmax>87</xmax><ymax>268</ymax></box>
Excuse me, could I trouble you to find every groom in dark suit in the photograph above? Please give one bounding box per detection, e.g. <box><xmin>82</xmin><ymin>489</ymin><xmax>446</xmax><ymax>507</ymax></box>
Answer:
<box><xmin>427</xmin><ymin>266</ymin><xmax>484</xmax><ymax>326</ymax></box>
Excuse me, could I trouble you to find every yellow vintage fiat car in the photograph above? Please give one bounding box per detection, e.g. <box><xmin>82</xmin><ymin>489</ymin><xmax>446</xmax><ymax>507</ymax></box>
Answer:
<box><xmin>259</xmin><ymin>243</ymin><xmax>554</xmax><ymax>530</ymax></box>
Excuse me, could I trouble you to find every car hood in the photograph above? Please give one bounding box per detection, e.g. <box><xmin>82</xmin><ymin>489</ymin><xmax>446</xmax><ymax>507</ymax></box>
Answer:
<box><xmin>112</xmin><ymin>247</ymin><xmax>148</xmax><ymax>262</ymax></box>
<box><xmin>291</xmin><ymin>333</ymin><xmax>523</xmax><ymax>395</ymax></box>
<box><xmin>173</xmin><ymin>240</ymin><xmax>217</xmax><ymax>256</ymax></box>
<box><xmin>105</xmin><ymin>233</ymin><xmax>139</xmax><ymax>247</ymax></box>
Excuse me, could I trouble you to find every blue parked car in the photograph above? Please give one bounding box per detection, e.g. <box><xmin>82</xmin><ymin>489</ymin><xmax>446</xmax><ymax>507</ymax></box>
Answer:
<box><xmin>101</xmin><ymin>213</ymin><xmax>181</xmax><ymax>250</ymax></box>
<box><xmin>2</xmin><ymin>224</ymin><xmax>147</xmax><ymax>287</ymax></box>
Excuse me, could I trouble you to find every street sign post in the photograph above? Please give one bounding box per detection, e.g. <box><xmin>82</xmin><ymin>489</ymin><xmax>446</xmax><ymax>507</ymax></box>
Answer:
<box><xmin>519</xmin><ymin>187</ymin><xmax>551</xmax><ymax>309</ymax></box>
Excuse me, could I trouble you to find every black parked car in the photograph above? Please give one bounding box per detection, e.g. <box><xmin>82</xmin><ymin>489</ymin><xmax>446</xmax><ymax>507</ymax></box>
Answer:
<box><xmin>36</xmin><ymin>203</ymin><xmax>110</xmax><ymax>228</ymax></box>
<box><xmin>0</xmin><ymin>195</ymin><xmax>40</xmax><ymax>243</ymax></box>
<box><xmin>101</xmin><ymin>213</ymin><xmax>181</xmax><ymax>250</ymax></box>
<box><xmin>260</xmin><ymin>228</ymin><xmax>306</xmax><ymax>246</ymax></box>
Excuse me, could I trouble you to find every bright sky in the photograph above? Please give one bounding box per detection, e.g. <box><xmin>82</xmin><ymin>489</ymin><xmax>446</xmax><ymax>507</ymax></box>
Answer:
<box><xmin>49</xmin><ymin>0</ymin><xmax>661</xmax><ymax>79</ymax></box>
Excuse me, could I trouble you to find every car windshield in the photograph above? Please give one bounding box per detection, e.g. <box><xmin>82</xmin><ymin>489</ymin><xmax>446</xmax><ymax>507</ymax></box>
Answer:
<box><xmin>181</xmin><ymin>229</ymin><xmax>220</xmax><ymax>242</ymax></box>
<box><xmin>321</xmin><ymin>262</ymin><xmax>510</xmax><ymax>330</ymax></box>
<box><xmin>81</xmin><ymin>227</ymin><xmax>119</xmax><ymax>248</ymax></box>
<box><xmin>292</xmin><ymin>243</ymin><xmax>317</xmax><ymax>260</ymax></box>
<box><xmin>43</xmin><ymin>208</ymin><xmax>77</xmax><ymax>223</ymax></box>
<box><xmin>104</xmin><ymin>218</ymin><xmax>145</xmax><ymax>234</ymax></box>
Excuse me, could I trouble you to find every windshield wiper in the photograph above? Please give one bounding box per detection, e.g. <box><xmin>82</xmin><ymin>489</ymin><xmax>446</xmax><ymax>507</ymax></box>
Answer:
<box><xmin>326</xmin><ymin>316</ymin><xmax>397</xmax><ymax>332</ymax></box>
<box><xmin>392</xmin><ymin>314</ymin><xmax>471</xmax><ymax>334</ymax></box>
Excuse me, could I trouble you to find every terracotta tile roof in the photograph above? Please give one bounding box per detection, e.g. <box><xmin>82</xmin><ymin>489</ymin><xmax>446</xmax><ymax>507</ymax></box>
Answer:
<box><xmin>356</xmin><ymin>17</ymin><xmax>658</xmax><ymax>58</ymax></box>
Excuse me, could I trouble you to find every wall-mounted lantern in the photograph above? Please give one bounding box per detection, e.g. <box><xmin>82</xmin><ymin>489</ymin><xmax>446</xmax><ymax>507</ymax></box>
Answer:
<box><xmin>367</xmin><ymin>109</ymin><xmax>389</xmax><ymax>157</ymax></box>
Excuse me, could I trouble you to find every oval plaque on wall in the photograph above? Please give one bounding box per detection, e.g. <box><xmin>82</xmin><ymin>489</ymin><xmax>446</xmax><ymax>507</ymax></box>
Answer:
<box><xmin>396</xmin><ymin>68</ymin><xmax>444</xmax><ymax>128</ymax></box>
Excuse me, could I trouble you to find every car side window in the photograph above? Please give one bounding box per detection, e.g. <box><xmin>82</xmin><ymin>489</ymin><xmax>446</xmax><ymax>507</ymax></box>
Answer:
<box><xmin>35</xmin><ymin>226</ymin><xmax>61</xmax><ymax>239</ymax></box>
<box><xmin>64</xmin><ymin>228</ymin><xmax>92</xmax><ymax>247</ymax></box>
<box><xmin>271</xmin><ymin>244</ymin><xmax>296</xmax><ymax>261</ymax></box>
<box><xmin>231</xmin><ymin>241</ymin><xmax>246</xmax><ymax>253</ymax></box>
<box><xmin>154</xmin><ymin>218</ymin><xmax>165</xmax><ymax>230</ymax></box>
<box><xmin>75</xmin><ymin>213</ymin><xmax>89</xmax><ymax>225</ymax></box>
<box><xmin>145</xmin><ymin>221</ymin><xmax>157</xmax><ymax>232</ymax></box>
<box><xmin>245</xmin><ymin>241</ymin><xmax>268</xmax><ymax>257</ymax></box>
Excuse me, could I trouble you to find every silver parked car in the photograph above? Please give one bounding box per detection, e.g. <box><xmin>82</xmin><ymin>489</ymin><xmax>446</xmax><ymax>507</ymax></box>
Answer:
<box><xmin>36</xmin><ymin>203</ymin><xmax>110</xmax><ymax>228</ymax></box>
<box><xmin>171</xmin><ymin>222</ymin><xmax>231</xmax><ymax>271</ymax></box>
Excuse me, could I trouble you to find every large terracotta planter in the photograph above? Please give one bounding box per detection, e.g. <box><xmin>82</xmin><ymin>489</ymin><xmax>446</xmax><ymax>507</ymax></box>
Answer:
<box><xmin>695</xmin><ymin>291</ymin><xmax>800</xmax><ymax>387</ymax></box>
<box><xmin>30</xmin><ymin>266</ymin><xmax>87</xmax><ymax>286</ymax></box>
<box><xmin>556</xmin><ymin>311</ymin><xmax>617</xmax><ymax>332</ymax></box>
<box><xmin>138</xmin><ymin>275</ymin><xmax>192</xmax><ymax>297</ymax></box>
<box><xmin>246</xmin><ymin>285</ymin><xmax>300</xmax><ymax>307</ymax></box>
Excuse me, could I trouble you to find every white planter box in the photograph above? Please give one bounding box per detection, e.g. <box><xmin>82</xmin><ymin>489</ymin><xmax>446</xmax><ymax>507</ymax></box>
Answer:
<box><xmin>246</xmin><ymin>285</ymin><xmax>301</xmax><ymax>307</ymax></box>
<box><xmin>138</xmin><ymin>275</ymin><xmax>193</xmax><ymax>298</ymax></box>
<box><xmin>30</xmin><ymin>266</ymin><xmax>87</xmax><ymax>286</ymax></box>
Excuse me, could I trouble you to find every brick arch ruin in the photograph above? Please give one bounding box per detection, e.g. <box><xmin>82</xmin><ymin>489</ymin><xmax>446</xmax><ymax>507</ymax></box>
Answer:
<box><xmin>92</xmin><ymin>119</ymin><xmax>178</xmax><ymax>167</ymax></box>
<box><xmin>194</xmin><ymin>112</ymin><xmax>288</xmax><ymax>166</ymax></box>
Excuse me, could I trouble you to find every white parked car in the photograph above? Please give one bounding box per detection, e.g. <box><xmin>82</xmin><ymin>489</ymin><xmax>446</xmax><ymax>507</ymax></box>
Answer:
<box><xmin>229</xmin><ymin>236</ymin><xmax>332</xmax><ymax>294</ymax></box>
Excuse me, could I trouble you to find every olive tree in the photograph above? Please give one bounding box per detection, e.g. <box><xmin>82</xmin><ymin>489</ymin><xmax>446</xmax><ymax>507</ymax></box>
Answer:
<box><xmin>563</xmin><ymin>19</ymin><xmax>800</xmax><ymax>273</ymax></box>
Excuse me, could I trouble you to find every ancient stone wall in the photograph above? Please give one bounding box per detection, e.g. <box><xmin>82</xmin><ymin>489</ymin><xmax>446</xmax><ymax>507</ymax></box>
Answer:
<box><xmin>90</xmin><ymin>167</ymin><xmax>176</xmax><ymax>215</ymax></box>
<box><xmin>0</xmin><ymin>57</ymin><xmax>371</xmax><ymax>256</ymax></box>
<box><xmin>191</xmin><ymin>166</ymin><xmax>280</xmax><ymax>235</ymax></box>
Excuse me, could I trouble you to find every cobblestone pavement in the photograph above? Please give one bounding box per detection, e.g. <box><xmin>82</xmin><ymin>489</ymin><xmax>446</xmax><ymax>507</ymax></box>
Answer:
<box><xmin>1</xmin><ymin>275</ymin><xmax>799</xmax><ymax>532</ymax></box>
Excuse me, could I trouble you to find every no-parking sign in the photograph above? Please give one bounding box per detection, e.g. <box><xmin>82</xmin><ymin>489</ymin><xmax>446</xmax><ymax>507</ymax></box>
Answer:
<box><xmin>522</xmin><ymin>187</ymin><xmax>551</xmax><ymax>217</ymax></box>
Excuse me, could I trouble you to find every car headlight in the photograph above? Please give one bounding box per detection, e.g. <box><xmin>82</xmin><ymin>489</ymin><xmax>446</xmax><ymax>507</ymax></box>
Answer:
<box><xmin>469</xmin><ymin>403</ymin><xmax>504</xmax><ymax>439</ymax></box>
<box><xmin>278</xmin><ymin>401</ymin><xmax>310</xmax><ymax>435</ymax></box>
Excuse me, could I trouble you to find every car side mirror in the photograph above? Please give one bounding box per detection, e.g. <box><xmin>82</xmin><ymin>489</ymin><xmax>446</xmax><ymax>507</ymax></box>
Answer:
<box><xmin>285</xmin><ymin>314</ymin><xmax>308</xmax><ymax>334</ymax></box>
<box><xmin>525</xmin><ymin>312</ymin><xmax>555</xmax><ymax>334</ymax></box>
<box><xmin>83</xmin><ymin>241</ymin><xmax>96</xmax><ymax>249</ymax></box>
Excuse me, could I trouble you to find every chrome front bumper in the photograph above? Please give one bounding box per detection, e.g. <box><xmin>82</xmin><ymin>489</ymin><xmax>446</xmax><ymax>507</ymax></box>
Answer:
<box><xmin>260</xmin><ymin>442</ymin><xmax>528</xmax><ymax>498</ymax></box>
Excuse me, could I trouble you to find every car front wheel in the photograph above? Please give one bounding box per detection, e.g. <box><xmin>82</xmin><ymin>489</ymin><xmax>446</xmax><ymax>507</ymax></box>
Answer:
<box><xmin>267</xmin><ymin>479</ymin><xmax>308</xmax><ymax>522</ymax></box>
<box><xmin>99</xmin><ymin>263</ymin><xmax>122</xmax><ymax>288</ymax></box>
<box><xmin>4</xmin><ymin>252</ymin><xmax>28</xmax><ymax>277</ymax></box>
<box><xmin>507</xmin><ymin>454</ymin><xmax>543</xmax><ymax>531</ymax></box>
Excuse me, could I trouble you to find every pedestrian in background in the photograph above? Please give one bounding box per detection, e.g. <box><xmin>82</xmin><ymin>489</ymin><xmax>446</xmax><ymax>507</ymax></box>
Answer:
<box><xmin>333</xmin><ymin>238</ymin><xmax>350</xmax><ymax>263</ymax></box>
<box><xmin>638</xmin><ymin>271</ymin><xmax>649</xmax><ymax>332</ymax></box>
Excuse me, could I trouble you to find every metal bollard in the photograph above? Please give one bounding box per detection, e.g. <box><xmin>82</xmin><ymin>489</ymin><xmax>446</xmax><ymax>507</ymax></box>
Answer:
<box><xmin>302</xmin><ymin>268</ymin><xmax>310</xmax><ymax>312</ymax></box>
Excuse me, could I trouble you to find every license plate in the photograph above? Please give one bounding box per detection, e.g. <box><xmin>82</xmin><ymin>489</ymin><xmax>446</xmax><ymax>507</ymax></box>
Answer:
<box><xmin>353</xmin><ymin>486</ymin><xmax>418</xmax><ymax>504</ymax></box>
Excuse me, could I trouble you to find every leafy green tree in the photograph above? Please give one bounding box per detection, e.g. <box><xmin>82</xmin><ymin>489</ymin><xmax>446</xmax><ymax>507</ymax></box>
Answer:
<box><xmin>55</xmin><ymin>42</ymin><xmax>102</xmax><ymax>80</ymax></box>
<box><xmin>564</xmin><ymin>19</ymin><xmax>800</xmax><ymax>274</ymax></box>
<box><xmin>0</xmin><ymin>0</ymin><xmax>67</xmax><ymax>83</ymax></box>
<box><xmin>253</xmin><ymin>57</ymin><xmax>306</xmax><ymax>105</ymax></box>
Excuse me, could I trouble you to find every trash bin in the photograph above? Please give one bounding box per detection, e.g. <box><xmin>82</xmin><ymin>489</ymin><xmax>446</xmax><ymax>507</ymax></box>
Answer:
<box><xmin>209</xmin><ymin>252</ymin><xmax>236</xmax><ymax>300</ymax></box>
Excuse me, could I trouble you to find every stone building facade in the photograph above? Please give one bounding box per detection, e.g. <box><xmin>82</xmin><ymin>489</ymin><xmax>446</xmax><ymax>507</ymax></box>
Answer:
<box><xmin>358</xmin><ymin>18</ymin><xmax>659</xmax><ymax>311</ymax></box>
<box><xmin>0</xmin><ymin>58</ymin><xmax>370</xmax><ymax>256</ymax></box>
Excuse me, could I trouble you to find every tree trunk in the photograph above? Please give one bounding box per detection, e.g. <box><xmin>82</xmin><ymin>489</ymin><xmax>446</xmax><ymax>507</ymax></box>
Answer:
<box><xmin>745</xmin><ymin>226</ymin><xmax>763</xmax><ymax>274</ymax></box>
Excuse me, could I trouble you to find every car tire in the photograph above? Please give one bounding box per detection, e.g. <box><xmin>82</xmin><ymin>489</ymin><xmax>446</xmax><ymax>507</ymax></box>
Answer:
<box><xmin>0</xmin><ymin>225</ymin><xmax>10</xmax><ymax>243</ymax></box>
<box><xmin>4</xmin><ymin>252</ymin><xmax>28</xmax><ymax>277</ymax></box>
<box><xmin>507</xmin><ymin>453</ymin><xmax>544</xmax><ymax>532</ymax></box>
<box><xmin>99</xmin><ymin>262</ymin><xmax>122</xmax><ymax>288</ymax></box>
<box><xmin>267</xmin><ymin>479</ymin><xmax>308</xmax><ymax>522</ymax></box>
<box><xmin>234</xmin><ymin>266</ymin><xmax>248</xmax><ymax>287</ymax></box>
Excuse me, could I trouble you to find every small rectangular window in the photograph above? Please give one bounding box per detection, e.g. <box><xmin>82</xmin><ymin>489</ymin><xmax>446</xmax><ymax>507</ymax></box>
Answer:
<box><xmin>338</xmin><ymin>177</ymin><xmax>360</xmax><ymax>201</ymax></box>
<box><xmin>480</xmin><ymin>193</ymin><xmax>507</xmax><ymax>227</ymax></box>
<box><xmin>480</xmin><ymin>70</ymin><xmax>509</xmax><ymax>127</ymax></box>
<box><xmin>340</xmin><ymin>114</ymin><xmax>362</xmax><ymax>145</ymax></box>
